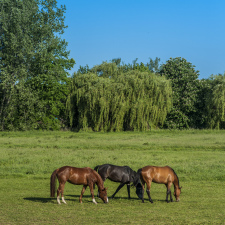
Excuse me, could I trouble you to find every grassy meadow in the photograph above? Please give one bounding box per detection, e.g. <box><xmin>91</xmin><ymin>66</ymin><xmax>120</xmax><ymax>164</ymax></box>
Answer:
<box><xmin>0</xmin><ymin>130</ymin><xmax>225</xmax><ymax>224</ymax></box>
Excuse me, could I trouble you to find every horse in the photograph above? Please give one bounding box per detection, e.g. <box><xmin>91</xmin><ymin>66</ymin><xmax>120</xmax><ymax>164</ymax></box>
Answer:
<box><xmin>137</xmin><ymin>166</ymin><xmax>182</xmax><ymax>203</ymax></box>
<box><xmin>50</xmin><ymin>166</ymin><xmax>108</xmax><ymax>204</ymax></box>
<box><xmin>94</xmin><ymin>164</ymin><xmax>142</xmax><ymax>199</ymax></box>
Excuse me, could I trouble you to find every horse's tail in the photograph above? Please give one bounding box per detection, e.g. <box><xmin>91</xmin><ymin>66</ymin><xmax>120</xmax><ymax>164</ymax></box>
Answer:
<box><xmin>94</xmin><ymin>165</ymin><xmax>99</xmax><ymax>172</ymax></box>
<box><xmin>137</xmin><ymin>168</ymin><xmax>142</xmax><ymax>176</ymax></box>
<box><xmin>50</xmin><ymin>169</ymin><xmax>58</xmax><ymax>197</ymax></box>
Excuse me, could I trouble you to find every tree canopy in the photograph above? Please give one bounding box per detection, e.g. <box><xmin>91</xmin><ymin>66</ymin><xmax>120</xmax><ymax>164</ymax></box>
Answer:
<box><xmin>67</xmin><ymin>62</ymin><xmax>172</xmax><ymax>131</ymax></box>
<box><xmin>160</xmin><ymin>57</ymin><xmax>200</xmax><ymax>129</ymax></box>
<box><xmin>205</xmin><ymin>74</ymin><xmax>225</xmax><ymax>129</ymax></box>
<box><xmin>0</xmin><ymin>0</ymin><xmax>75</xmax><ymax>130</ymax></box>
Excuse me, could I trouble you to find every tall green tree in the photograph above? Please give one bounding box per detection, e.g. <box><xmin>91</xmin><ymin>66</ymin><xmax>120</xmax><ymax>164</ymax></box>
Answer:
<box><xmin>160</xmin><ymin>57</ymin><xmax>200</xmax><ymax>129</ymax></box>
<box><xmin>205</xmin><ymin>74</ymin><xmax>225</xmax><ymax>129</ymax></box>
<box><xmin>0</xmin><ymin>0</ymin><xmax>75</xmax><ymax>130</ymax></box>
<box><xmin>67</xmin><ymin>62</ymin><xmax>172</xmax><ymax>131</ymax></box>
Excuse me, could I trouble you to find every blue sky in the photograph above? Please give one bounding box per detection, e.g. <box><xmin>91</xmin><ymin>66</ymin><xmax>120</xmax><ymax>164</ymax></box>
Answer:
<box><xmin>57</xmin><ymin>0</ymin><xmax>225</xmax><ymax>79</ymax></box>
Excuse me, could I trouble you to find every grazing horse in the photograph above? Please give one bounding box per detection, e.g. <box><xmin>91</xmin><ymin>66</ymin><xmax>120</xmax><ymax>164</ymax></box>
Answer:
<box><xmin>138</xmin><ymin>166</ymin><xmax>182</xmax><ymax>203</ymax></box>
<box><xmin>50</xmin><ymin>166</ymin><xmax>108</xmax><ymax>204</ymax></box>
<box><xmin>94</xmin><ymin>164</ymin><xmax>142</xmax><ymax>199</ymax></box>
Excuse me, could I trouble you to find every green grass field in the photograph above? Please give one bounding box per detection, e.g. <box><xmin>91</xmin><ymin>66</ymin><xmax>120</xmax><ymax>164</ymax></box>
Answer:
<box><xmin>0</xmin><ymin>130</ymin><xmax>225</xmax><ymax>224</ymax></box>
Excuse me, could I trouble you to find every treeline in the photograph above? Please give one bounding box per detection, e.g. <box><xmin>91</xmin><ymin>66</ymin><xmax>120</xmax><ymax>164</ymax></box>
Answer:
<box><xmin>1</xmin><ymin>0</ymin><xmax>225</xmax><ymax>131</ymax></box>
<box><xmin>67</xmin><ymin>58</ymin><xmax>225</xmax><ymax>131</ymax></box>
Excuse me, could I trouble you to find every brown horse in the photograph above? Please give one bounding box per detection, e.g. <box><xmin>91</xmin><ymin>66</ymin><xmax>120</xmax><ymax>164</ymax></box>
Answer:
<box><xmin>137</xmin><ymin>166</ymin><xmax>182</xmax><ymax>203</ymax></box>
<box><xmin>50</xmin><ymin>166</ymin><xmax>108</xmax><ymax>204</ymax></box>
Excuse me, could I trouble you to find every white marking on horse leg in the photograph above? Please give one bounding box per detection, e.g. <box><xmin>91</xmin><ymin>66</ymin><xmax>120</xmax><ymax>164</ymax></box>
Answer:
<box><xmin>106</xmin><ymin>197</ymin><xmax>109</xmax><ymax>203</ymax></box>
<box><xmin>92</xmin><ymin>198</ymin><xmax>97</xmax><ymax>204</ymax></box>
<box><xmin>62</xmin><ymin>197</ymin><xmax>67</xmax><ymax>204</ymax></box>
<box><xmin>57</xmin><ymin>196</ymin><xmax>61</xmax><ymax>204</ymax></box>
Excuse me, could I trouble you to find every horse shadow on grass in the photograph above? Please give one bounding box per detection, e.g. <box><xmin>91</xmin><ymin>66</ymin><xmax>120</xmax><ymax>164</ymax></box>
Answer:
<box><xmin>24</xmin><ymin>195</ymin><xmax>99</xmax><ymax>204</ymax></box>
<box><xmin>24</xmin><ymin>195</ymin><xmax>142</xmax><ymax>204</ymax></box>
<box><xmin>24</xmin><ymin>195</ymin><xmax>168</xmax><ymax>204</ymax></box>
<box><xmin>67</xmin><ymin>194</ymin><xmax>140</xmax><ymax>201</ymax></box>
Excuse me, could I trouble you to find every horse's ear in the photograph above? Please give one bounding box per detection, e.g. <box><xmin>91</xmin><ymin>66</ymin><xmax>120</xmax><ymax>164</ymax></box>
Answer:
<box><xmin>180</xmin><ymin>186</ymin><xmax>182</xmax><ymax>189</ymax></box>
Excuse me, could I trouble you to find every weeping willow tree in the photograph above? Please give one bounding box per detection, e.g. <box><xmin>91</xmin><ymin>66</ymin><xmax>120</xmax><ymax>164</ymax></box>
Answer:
<box><xmin>67</xmin><ymin>64</ymin><xmax>172</xmax><ymax>131</ymax></box>
<box><xmin>206</xmin><ymin>74</ymin><xmax>225</xmax><ymax>129</ymax></box>
<box><xmin>118</xmin><ymin>71</ymin><xmax>172</xmax><ymax>131</ymax></box>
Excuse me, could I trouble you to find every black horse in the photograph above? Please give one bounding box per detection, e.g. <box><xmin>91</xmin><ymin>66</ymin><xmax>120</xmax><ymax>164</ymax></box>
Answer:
<box><xmin>94</xmin><ymin>164</ymin><xmax>142</xmax><ymax>199</ymax></box>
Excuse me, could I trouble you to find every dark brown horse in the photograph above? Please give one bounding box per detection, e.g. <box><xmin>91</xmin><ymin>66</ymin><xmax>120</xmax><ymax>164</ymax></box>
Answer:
<box><xmin>137</xmin><ymin>166</ymin><xmax>182</xmax><ymax>203</ymax></box>
<box><xmin>94</xmin><ymin>164</ymin><xmax>142</xmax><ymax>199</ymax></box>
<box><xmin>50</xmin><ymin>166</ymin><xmax>108</xmax><ymax>204</ymax></box>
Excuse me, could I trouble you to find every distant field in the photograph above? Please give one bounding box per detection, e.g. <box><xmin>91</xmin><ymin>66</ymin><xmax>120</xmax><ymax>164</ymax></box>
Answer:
<box><xmin>0</xmin><ymin>130</ymin><xmax>224</xmax><ymax>224</ymax></box>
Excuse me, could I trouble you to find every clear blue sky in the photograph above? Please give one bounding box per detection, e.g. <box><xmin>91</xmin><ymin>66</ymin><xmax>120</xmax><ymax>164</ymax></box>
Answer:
<box><xmin>57</xmin><ymin>0</ymin><xmax>225</xmax><ymax>79</ymax></box>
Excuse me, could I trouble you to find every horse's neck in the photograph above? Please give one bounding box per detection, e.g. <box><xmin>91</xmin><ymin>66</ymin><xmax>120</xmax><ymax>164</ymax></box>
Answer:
<box><xmin>173</xmin><ymin>174</ymin><xmax>179</xmax><ymax>189</ymax></box>
<box><xmin>94</xmin><ymin>171</ymin><xmax>104</xmax><ymax>189</ymax></box>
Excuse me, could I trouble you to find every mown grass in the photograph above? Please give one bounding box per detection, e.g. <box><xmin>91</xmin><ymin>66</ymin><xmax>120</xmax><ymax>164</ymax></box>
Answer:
<box><xmin>0</xmin><ymin>130</ymin><xmax>225</xmax><ymax>224</ymax></box>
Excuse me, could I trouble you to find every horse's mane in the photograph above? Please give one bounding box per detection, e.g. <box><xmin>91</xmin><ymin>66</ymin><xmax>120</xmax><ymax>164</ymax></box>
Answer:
<box><xmin>169</xmin><ymin>167</ymin><xmax>180</xmax><ymax>187</ymax></box>
<box><xmin>92</xmin><ymin>169</ymin><xmax>104</xmax><ymax>188</ymax></box>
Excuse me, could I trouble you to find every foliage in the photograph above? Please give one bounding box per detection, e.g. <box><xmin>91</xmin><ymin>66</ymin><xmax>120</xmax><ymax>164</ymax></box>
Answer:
<box><xmin>160</xmin><ymin>57</ymin><xmax>200</xmax><ymax>129</ymax></box>
<box><xmin>146</xmin><ymin>57</ymin><xmax>162</xmax><ymax>73</ymax></box>
<box><xmin>205</xmin><ymin>74</ymin><xmax>225</xmax><ymax>129</ymax></box>
<box><xmin>0</xmin><ymin>0</ymin><xmax>75</xmax><ymax>130</ymax></box>
<box><xmin>67</xmin><ymin>65</ymin><xmax>172</xmax><ymax>131</ymax></box>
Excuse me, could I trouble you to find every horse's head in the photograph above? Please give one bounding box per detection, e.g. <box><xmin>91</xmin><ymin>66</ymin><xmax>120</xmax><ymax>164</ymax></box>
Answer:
<box><xmin>131</xmin><ymin>170</ymin><xmax>143</xmax><ymax>199</ymax></box>
<box><xmin>99</xmin><ymin>187</ymin><xmax>108</xmax><ymax>203</ymax></box>
<box><xmin>174</xmin><ymin>186</ymin><xmax>182</xmax><ymax>202</ymax></box>
<box><xmin>135</xmin><ymin>182</ymin><xmax>143</xmax><ymax>199</ymax></box>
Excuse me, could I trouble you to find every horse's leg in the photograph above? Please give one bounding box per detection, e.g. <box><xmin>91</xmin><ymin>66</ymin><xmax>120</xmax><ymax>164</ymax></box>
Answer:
<box><xmin>57</xmin><ymin>182</ymin><xmax>66</xmax><ymax>204</ymax></box>
<box><xmin>165</xmin><ymin>184</ymin><xmax>169</xmax><ymax>202</ymax></box>
<box><xmin>141</xmin><ymin>183</ymin><xmax>145</xmax><ymax>203</ymax></box>
<box><xmin>111</xmin><ymin>183</ymin><xmax>125</xmax><ymax>199</ymax></box>
<box><xmin>169</xmin><ymin>182</ymin><xmax>173</xmax><ymax>202</ymax></box>
<box><xmin>79</xmin><ymin>185</ymin><xmax>87</xmax><ymax>203</ymax></box>
<box><xmin>127</xmin><ymin>184</ymin><xmax>131</xmax><ymax>199</ymax></box>
<box><xmin>57</xmin><ymin>184</ymin><xmax>61</xmax><ymax>204</ymax></box>
<box><xmin>89</xmin><ymin>183</ymin><xmax>97</xmax><ymax>204</ymax></box>
<box><xmin>146</xmin><ymin>181</ymin><xmax>153</xmax><ymax>203</ymax></box>
<box><xmin>165</xmin><ymin>182</ymin><xmax>173</xmax><ymax>203</ymax></box>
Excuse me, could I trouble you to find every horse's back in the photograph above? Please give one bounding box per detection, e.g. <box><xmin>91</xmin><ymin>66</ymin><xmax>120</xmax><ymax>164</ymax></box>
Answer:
<box><xmin>97</xmin><ymin>164</ymin><xmax>133</xmax><ymax>183</ymax></box>
<box><xmin>142</xmin><ymin>165</ymin><xmax>172</xmax><ymax>173</ymax></box>
<box><xmin>58</xmin><ymin>166</ymin><xmax>92</xmax><ymax>174</ymax></box>
<box><xmin>141</xmin><ymin>166</ymin><xmax>175</xmax><ymax>184</ymax></box>
<box><xmin>57</xmin><ymin>166</ymin><xmax>95</xmax><ymax>185</ymax></box>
